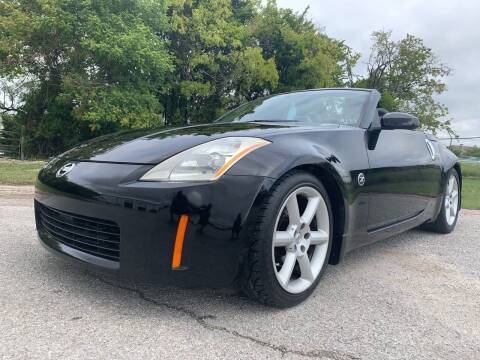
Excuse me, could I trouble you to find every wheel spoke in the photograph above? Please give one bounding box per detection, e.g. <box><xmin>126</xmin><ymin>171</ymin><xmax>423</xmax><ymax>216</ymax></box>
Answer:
<box><xmin>286</xmin><ymin>193</ymin><xmax>301</xmax><ymax>225</ymax></box>
<box><xmin>309</xmin><ymin>230</ymin><xmax>328</xmax><ymax>245</ymax></box>
<box><xmin>273</xmin><ymin>231</ymin><xmax>294</xmax><ymax>247</ymax></box>
<box><xmin>448</xmin><ymin>177</ymin><xmax>454</xmax><ymax>193</ymax></box>
<box><xmin>298</xmin><ymin>255</ymin><xmax>314</xmax><ymax>282</ymax></box>
<box><xmin>277</xmin><ymin>252</ymin><xmax>296</xmax><ymax>286</ymax></box>
<box><xmin>451</xmin><ymin>190</ymin><xmax>458</xmax><ymax>200</ymax></box>
<box><xmin>450</xmin><ymin>205</ymin><xmax>456</xmax><ymax>218</ymax></box>
<box><xmin>300</xmin><ymin>196</ymin><xmax>320</xmax><ymax>225</ymax></box>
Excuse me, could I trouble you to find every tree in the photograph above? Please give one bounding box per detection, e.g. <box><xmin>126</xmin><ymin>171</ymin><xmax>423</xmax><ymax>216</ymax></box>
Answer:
<box><xmin>162</xmin><ymin>0</ymin><xmax>278</xmax><ymax>125</ymax></box>
<box><xmin>157</xmin><ymin>0</ymin><xmax>356</xmax><ymax>125</ymax></box>
<box><xmin>0</xmin><ymin>0</ymin><xmax>360</xmax><ymax>157</ymax></box>
<box><xmin>0</xmin><ymin>0</ymin><xmax>172</xmax><ymax>156</ymax></box>
<box><xmin>251</xmin><ymin>1</ymin><xmax>358</xmax><ymax>93</ymax></box>
<box><xmin>361</xmin><ymin>30</ymin><xmax>451</xmax><ymax>133</ymax></box>
<box><xmin>1</xmin><ymin>2</ymin><xmax>452</xmax><ymax>158</ymax></box>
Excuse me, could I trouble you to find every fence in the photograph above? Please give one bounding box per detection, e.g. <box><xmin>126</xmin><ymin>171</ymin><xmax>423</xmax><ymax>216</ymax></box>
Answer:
<box><xmin>438</xmin><ymin>136</ymin><xmax>480</xmax><ymax>147</ymax></box>
<box><xmin>0</xmin><ymin>127</ymin><xmax>24</xmax><ymax>159</ymax></box>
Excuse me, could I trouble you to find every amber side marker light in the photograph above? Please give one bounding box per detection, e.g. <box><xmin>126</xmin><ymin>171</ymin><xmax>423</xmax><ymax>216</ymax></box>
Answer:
<box><xmin>172</xmin><ymin>214</ymin><xmax>189</xmax><ymax>269</ymax></box>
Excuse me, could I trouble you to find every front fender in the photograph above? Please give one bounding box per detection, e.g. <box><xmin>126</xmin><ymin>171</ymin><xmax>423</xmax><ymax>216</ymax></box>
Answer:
<box><xmin>228</xmin><ymin>136</ymin><xmax>354</xmax><ymax>181</ymax></box>
<box><xmin>229</xmin><ymin>130</ymin><xmax>371</xmax><ymax>262</ymax></box>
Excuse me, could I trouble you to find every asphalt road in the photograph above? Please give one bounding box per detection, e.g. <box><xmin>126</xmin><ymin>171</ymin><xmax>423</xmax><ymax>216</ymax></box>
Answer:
<box><xmin>1</xmin><ymin>194</ymin><xmax>479</xmax><ymax>360</ymax></box>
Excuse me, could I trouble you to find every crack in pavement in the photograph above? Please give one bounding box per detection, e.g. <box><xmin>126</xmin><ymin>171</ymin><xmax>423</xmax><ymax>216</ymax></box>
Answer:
<box><xmin>88</xmin><ymin>272</ymin><xmax>360</xmax><ymax>360</ymax></box>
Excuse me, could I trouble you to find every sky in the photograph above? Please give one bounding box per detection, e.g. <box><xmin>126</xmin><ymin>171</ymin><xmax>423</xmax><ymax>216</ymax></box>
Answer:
<box><xmin>278</xmin><ymin>0</ymin><xmax>480</xmax><ymax>146</ymax></box>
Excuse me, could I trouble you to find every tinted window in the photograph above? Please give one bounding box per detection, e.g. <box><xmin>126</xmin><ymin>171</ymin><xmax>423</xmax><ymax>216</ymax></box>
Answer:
<box><xmin>217</xmin><ymin>90</ymin><xmax>369</xmax><ymax>127</ymax></box>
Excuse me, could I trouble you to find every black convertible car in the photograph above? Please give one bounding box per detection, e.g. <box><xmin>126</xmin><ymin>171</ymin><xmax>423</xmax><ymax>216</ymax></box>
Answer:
<box><xmin>35</xmin><ymin>88</ymin><xmax>461</xmax><ymax>307</ymax></box>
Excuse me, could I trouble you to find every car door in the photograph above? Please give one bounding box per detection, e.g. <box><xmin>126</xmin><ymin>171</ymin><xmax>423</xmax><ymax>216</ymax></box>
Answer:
<box><xmin>365</xmin><ymin>128</ymin><xmax>442</xmax><ymax>233</ymax></box>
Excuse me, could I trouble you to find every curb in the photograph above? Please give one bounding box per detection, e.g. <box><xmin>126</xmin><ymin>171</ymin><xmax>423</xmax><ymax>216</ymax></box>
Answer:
<box><xmin>0</xmin><ymin>185</ymin><xmax>35</xmax><ymax>196</ymax></box>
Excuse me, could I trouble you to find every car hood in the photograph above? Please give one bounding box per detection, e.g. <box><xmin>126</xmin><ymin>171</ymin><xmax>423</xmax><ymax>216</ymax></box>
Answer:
<box><xmin>60</xmin><ymin>122</ymin><xmax>313</xmax><ymax>164</ymax></box>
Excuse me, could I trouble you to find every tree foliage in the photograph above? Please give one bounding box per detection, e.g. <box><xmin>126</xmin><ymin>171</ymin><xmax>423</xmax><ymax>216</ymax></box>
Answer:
<box><xmin>361</xmin><ymin>30</ymin><xmax>452</xmax><ymax>133</ymax></box>
<box><xmin>0</xmin><ymin>0</ymin><xmax>172</xmax><ymax>155</ymax></box>
<box><xmin>0</xmin><ymin>1</ymin><xmax>451</xmax><ymax>157</ymax></box>
<box><xmin>449</xmin><ymin>145</ymin><xmax>480</xmax><ymax>158</ymax></box>
<box><xmin>251</xmin><ymin>1</ymin><xmax>352</xmax><ymax>92</ymax></box>
<box><xmin>163</xmin><ymin>0</ymin><xmax>278</xmax><ymax>124</ymax></box>
<box><xmin>162</xmin><ymin>0</ymin><xmax>356</xmax><ymax>124</ymax></box>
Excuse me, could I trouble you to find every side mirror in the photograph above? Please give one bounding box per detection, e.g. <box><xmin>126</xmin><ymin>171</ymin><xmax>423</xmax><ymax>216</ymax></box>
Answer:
<box><xmin>381</xmin><ymin>112</ymin><xmax>419</xmax><ymax>130</ymax></box>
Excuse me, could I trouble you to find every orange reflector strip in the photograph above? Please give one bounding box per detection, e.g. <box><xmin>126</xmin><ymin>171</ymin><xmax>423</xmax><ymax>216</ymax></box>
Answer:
<box><xmin>172</xmin><ymin>215</ymin><xmax>189</xmax><ymax>269</ymax></box>
<box><xmin>213</xmin><ymin>140</ymin><xmax>270</xmax><ymax>179</ymax></box>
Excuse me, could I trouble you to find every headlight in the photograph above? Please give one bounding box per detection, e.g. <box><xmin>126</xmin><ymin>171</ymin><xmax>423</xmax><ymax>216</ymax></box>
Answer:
<box><xmin>140</xmin><ymin>137</ymin><xmax>270</xmax><ymax>182</ymax></box>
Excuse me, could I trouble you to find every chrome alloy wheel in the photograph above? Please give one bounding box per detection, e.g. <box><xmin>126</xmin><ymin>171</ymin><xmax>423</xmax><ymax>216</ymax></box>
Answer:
<box><xmin>272</xmin><ymin>186</ymin><xmax>330</xmax><ymax>294</ymax></box>
<box><xmin>445</xmin><ymin>174</ymin><xmax>459</xmax><ymax>226</ymax></box>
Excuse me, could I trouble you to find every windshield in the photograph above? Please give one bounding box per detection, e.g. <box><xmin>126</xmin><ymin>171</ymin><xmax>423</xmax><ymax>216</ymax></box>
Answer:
<box><xmin>216</xmin><ymin>90</ymin><xmax>370</xmax><ymax>127</ymax></box>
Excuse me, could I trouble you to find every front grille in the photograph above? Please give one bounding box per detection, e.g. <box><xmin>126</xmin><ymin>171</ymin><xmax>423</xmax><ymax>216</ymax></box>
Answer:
<box><xmin>36</xmin><ymin>202</ymin><xmax>120</xmax><ymax>262</ymax></box>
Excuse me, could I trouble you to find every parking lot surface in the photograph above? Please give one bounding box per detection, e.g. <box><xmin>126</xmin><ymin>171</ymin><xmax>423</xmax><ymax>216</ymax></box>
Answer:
<box><xmin>1</xmin><ymin>195</ymin><xmax>479</xmax><ymax>360</ymax></box>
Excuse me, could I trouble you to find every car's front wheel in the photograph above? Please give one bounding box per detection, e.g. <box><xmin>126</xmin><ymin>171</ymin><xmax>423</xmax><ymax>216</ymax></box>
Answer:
<box><xmin>240</xmin><ymin>171</ymin><xmax>332</xmax><ymax>307</ymax></box>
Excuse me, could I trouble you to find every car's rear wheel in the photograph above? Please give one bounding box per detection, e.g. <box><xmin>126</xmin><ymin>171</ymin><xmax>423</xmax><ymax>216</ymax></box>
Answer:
<box><xmin>422</xmin><ymin>169</ymin><xmax>460</xmax><ymax>234</ymax></box>
<box><xmin>240</xmin><ymin>171</ymin><xmax>332</xmax><ymax>307</ymax></box>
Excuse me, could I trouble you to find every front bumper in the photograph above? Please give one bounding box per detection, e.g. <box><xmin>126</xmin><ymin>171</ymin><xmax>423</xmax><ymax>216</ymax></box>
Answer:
<box><xmin>35</xmin><ymin>161</ymin><xmax>274</xmax><ymax>286</ymax></box>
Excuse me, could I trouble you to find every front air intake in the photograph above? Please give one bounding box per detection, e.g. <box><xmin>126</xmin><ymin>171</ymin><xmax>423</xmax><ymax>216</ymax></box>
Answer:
<box><xmin>36</xmin><ymin>202</ymin><xmax>120</xmax><ymax>262</ymax></box>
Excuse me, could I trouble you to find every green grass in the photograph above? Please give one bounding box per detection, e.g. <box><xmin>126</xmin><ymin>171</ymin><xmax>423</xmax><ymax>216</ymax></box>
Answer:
<box><xmin>0</xmin><ymin>158</ymin><xmax>45</xmax><ymax>185</ymax></box>
<box><xmin>461</xmin><ymin>162</ymin><xmax>480</xmax><ymax>179</ymax></box>
<box><xmin>460</xmin><ymin>161</ymin><xmax>480</xmax><ymax>210</ymax></box>
<box><xmin>462</xmin><ymin>178</ymin><xmax>480</xmax><ymax>210</ymax></box>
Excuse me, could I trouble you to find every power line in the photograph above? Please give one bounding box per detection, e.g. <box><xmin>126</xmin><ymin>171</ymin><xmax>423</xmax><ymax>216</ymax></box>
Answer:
<box><xmin>438</xmin><ymin>136</ymin><xmax>480</xmax><ymax>140</ymax></box>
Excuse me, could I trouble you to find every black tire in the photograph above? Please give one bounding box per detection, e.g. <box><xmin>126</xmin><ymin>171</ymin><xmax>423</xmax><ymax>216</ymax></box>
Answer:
<box><xmin>240</xmin><ymin>171</ymin><xmax>333</xmax><ymax>308</ymax></box>
<box><xmin>422</xmin><ymin>169</ymin><xmax>460</xmax><ymax>234</ymax></box>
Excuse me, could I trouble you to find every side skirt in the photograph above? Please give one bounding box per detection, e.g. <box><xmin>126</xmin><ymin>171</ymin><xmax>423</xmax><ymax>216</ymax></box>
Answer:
<box><xmin>338</xmin><ymin>209</ymin><xmax>429</xmax><ymax>262</ymax></box>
